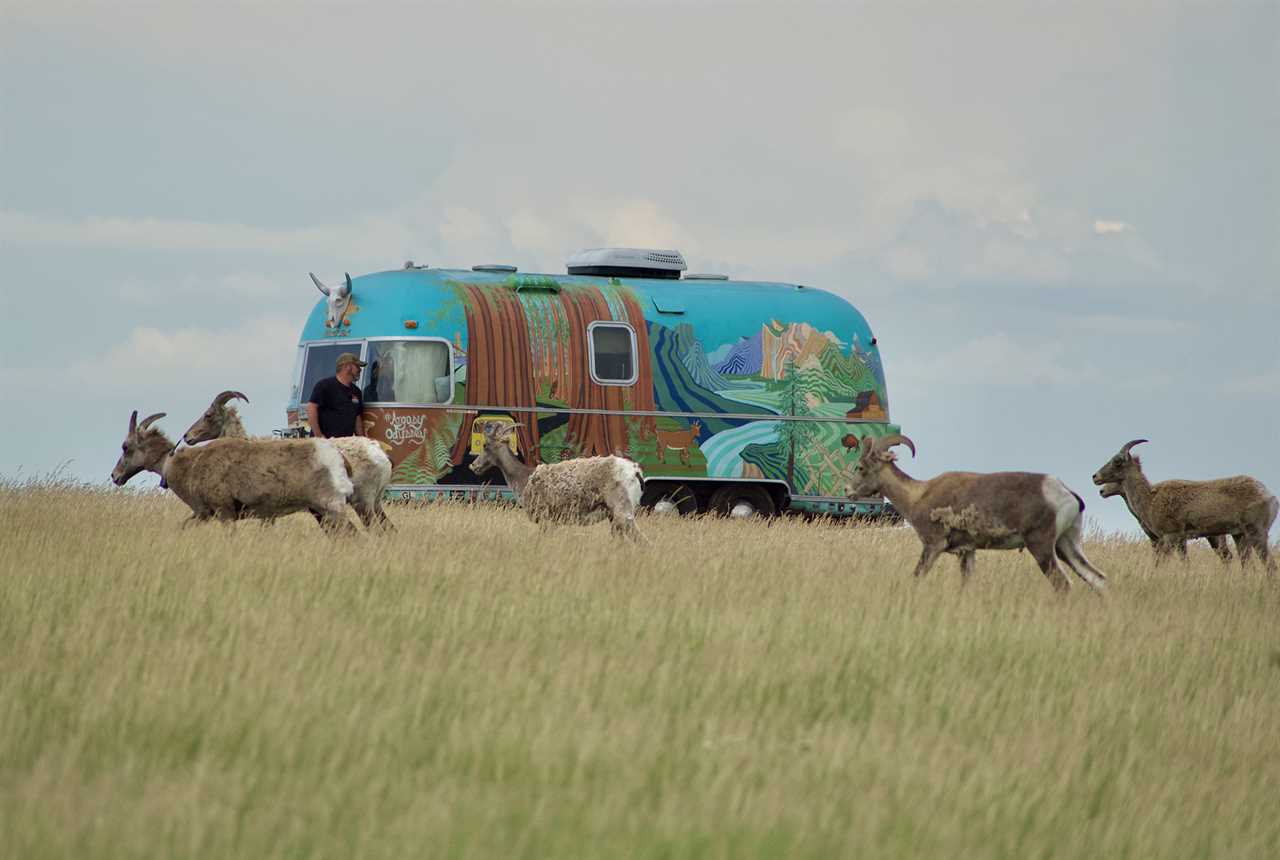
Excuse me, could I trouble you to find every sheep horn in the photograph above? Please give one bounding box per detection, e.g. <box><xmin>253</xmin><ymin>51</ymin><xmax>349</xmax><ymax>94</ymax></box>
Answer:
<box><xmin>1120</xmin><ymin>439</ymin><xmax>1148</xmax><ymax>457</ymax></box>
<box><xmin>874</xmin><ymin>433</ymin><xmax>916</xmax><ymax>458</ymax></box>
<box><xmin>128</xmin><ymin>410</ymin><xmax>138</xmax><ymax>435</ymax></box>
<box><xmin>213</xmin><ymin>390</ymin><xmax>249</xmax><ymax>407</ymax></box>
<box><xmin>341</xmin><ymin>273</ymin><xmax>353</xmax><ymax>297</ymax></box>
<box><xmin>310</xmin><ymin>272</ymin><xmax>330</xmax><ymax>296</ymax></box>
<box><xmin>138</xmin><ymin>413</ymin><xmax>166</xmax><ymax>432</ymax></box>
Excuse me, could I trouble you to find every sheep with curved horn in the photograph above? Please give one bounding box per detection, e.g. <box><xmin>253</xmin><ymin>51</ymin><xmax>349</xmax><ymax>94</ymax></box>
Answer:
<box><xmin>844</xmin><ymin>434</ymin><xmax>1108</xmax><ymax>593</ymax></box>
<box><xmin>112</xmin><ymin>410</ymin><xmax>356</xmax><ymax>534</ymax></box>
<box><xmin>1092</xmin><ymin>439</ymin><xmax>1276</xmax><ymax>572</ymax></box>
<box><xmin>181</xmin><ymin>390</ymin><xmax>393</xmax><ymax>532</ymax></box>
<box><xmin>309</xmin><ymin>271</ymin><xmax>353</xmax><ymax>328</ymax></box>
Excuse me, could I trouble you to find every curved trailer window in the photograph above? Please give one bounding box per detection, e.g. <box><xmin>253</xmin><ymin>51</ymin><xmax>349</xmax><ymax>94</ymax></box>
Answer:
<box><xmin>362</xmin><ymin>339</ymin><xmax>453</xmax><ymax>405</ymax></box>
<box><xmin>299</xmin><ymin>341</ymin><xmax>363</xmax><ymax>406</ymax></box>
<box><xmin>588</xmin><ymin>322</ymin><xmax>637</xmax><ymax>385</ymax></box>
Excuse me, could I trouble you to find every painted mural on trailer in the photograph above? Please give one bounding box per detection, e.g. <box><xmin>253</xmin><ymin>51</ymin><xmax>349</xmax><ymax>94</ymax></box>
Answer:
<box><xmin>360</xmin><ymin>276</ymin><xmax>891</xmax><ymax>499</ymax></box>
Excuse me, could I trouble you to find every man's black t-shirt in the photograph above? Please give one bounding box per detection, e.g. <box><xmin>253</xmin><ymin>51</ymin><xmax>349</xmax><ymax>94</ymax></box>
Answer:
<box><xmin>309</xmin><ymin>377</ymin><xmax>363</xmax><ymax>438</ymax></box>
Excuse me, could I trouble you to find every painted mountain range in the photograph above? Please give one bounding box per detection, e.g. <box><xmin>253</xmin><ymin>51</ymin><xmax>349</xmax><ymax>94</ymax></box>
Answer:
<box><xmin>713</xmin><ymin>333</ymin><xmax>764</xmax><ymax>376</ymax></box>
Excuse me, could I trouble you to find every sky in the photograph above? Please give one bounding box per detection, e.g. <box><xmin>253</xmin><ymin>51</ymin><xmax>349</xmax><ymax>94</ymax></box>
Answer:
<box><xmin>2</xmin><ymin>1</ymin><xmax>1276</xmax><ymax>536</ymax></box>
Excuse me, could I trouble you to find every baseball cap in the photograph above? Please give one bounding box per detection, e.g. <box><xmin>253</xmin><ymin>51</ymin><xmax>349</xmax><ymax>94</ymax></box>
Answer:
<box><xmin>336</xmin><ymin>352</ymin><xmax>367</xmax><ymax>370</ymax></box>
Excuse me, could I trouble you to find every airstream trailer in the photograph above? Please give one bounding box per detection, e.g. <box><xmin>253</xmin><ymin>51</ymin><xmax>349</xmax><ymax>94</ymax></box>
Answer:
<box><xmin>285</xmin><ymin>249</ymin><xmax>902</xmax><ymax>517</ymax></box>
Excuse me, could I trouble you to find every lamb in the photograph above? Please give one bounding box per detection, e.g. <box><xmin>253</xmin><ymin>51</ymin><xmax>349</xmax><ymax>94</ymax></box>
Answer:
<box><xmin>111</xmin><ymin>410</ymin><xmax>356</xmax><ymax>533</ymax></box>
<box><xmin>844</xmin><ymin>434</ymin><xmax>1108</xmax><ymax>593</ymax></box>
<box><xmin>468</xmin><ymin>423</ymin><xmax>644</xmax><ymax>539</ymax></box>
<box><xmin>181</xmin><ymin>390</ymin><xmax>394</xmax><ymax>531</ymax></box>
<box><xmin>1098</xmin><ymin>480</ymin><xmax>1234</xmax><ymax>561</ymax></box>
<box><xmin>1092</xmin><ymin>439</ymin><xmax>1277</xmax><ymax>572</ymax></box>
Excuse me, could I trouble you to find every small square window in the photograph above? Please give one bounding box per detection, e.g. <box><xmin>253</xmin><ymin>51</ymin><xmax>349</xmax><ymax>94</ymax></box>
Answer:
<box><xmin>589</xmin><ymin>322</ymin><xmax>637</xmax><ymax>385</ymax></box>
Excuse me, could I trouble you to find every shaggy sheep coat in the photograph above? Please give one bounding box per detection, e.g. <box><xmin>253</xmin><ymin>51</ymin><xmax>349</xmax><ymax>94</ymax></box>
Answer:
<box><xmin>519</xmin><ymin>456</ymin><xmax>643</xmax><ymax>530</ymax></box>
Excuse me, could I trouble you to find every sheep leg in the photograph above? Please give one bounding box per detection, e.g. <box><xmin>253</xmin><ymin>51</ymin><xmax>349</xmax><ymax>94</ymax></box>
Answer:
<box><xmin>1207</xmin><ymin>535</ymin><xmax>1233</xmax><ymax>564</ymax></box>
<box><xmin>911</xmin><ymin>542</ymin><xmax>945</xmax><ymax>580</ymax></box>
<box><xmin>1153</xmin><ymin>537</ymin><xmax>1180</xmax><ymax>565</ymax></box>
<box><xmin>956</xmin><ymin>550</ymin><xmax>976</xmax><ymax>582</ymax></box>
<box><xmin>1054</xmin><ymin>518</ymin><xmax>1108</xmax><ymax>593</ymax></box>
<box><xmin>1235</xmin><ymin>531</ymin><xmax>1257</xmax><ymax>567</ymax></box>
<box><xmin>1029</xmin><ymin>530</ymin><xmax>1071</xmax><ymax>592</ymax></box>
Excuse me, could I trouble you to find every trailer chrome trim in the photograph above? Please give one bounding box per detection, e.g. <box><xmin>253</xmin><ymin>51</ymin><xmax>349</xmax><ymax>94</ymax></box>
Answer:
<box><xmin>362</xmin><ymin>401</ymin><xmax>890</xmax><ymax>426</ymax></box>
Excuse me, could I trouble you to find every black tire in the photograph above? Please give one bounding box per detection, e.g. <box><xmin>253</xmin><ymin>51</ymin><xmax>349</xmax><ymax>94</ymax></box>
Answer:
<box><xmin>641</xmin><ymin>482</ymin><xmax>700</xmax><ymax>516</ymax></box>
<box><xmin>708</xmin><ymin>484</ymin><xmax>777</xmax><ymax>518</ymax></box>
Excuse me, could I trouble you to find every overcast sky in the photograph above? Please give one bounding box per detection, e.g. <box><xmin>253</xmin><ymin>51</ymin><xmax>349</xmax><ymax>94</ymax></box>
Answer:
<box><xmin>2</xmin><ymin>1</ymin><xmax>1276</xmax><ymax>535</ymax></box>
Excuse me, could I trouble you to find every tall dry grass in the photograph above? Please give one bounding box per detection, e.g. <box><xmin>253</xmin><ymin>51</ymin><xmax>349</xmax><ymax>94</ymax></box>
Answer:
<box><xmin>1</xmin><ymin>483</ymin><xmax>1278</xmax><ymax>859</ymax></box>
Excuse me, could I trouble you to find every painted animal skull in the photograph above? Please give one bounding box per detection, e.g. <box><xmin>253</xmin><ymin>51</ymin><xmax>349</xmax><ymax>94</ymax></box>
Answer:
<box><xmin>310</xmin><ymin>272</ymin><xmax>353</xmax><ymax>328</ymax></box>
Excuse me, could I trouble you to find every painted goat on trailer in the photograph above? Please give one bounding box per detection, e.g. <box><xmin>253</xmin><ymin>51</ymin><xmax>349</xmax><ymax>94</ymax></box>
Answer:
<box><xmin>845</xmin><ymin>434</ymin><xmax>1108</xmax><ymax>593</ymax></box>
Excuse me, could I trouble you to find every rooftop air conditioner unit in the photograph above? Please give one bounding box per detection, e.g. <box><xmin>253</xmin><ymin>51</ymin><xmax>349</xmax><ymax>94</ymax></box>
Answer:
<box><xmin>566</xmin><ymin>247</ymin><xmax>687</xmax><ymax>280</ymax></box>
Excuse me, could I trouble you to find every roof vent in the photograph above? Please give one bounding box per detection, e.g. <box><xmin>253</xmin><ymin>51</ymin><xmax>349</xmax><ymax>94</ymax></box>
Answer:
<box><xmin>684</xmin><ymin>273</ymin><xmax>728</xmax><ymax>280</ymax></box>
<box><xmin>566</xmin><ymin>247</ymin><xmax>686</xmax><ymax>280</ymax></box>
<box><xmin>473</xmin><ymin>264</ymin><xmax>517</xmax><ymax>273</ymax></box>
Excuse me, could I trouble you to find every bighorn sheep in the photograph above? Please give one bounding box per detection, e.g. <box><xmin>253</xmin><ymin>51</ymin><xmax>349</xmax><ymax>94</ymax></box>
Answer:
<box><xmin>181</xmin><ymin>390</ymin><xmax>394</xmax><ymax>531</ymax></box>
<box><xmin>469</xmin><ymin>423</ymin><xmax>644</xmax><ymax>539</ymax></box>
<box><xmin>310</xmin><ymin>272</ymin><xmax>353</xmax><ymax>328</ymax></box>
<box><xmin>844</xmin><ymin>434</ymin><xmax>1108</xmax><ymax>593</ymax></box>
<box><xmin>111</xmin><ymin>411</ymin><xmax>356</xmax><ymax>533</ymax></box>
<box><xmin>1098</xmin><ymin>480</ymin><xmax>1234</xmax><ymax>561</ymax></box>
<box><xmin>1092</xmin><ymin>439</ymin><xmax>1277</xmax><ymax>572</ymax></box>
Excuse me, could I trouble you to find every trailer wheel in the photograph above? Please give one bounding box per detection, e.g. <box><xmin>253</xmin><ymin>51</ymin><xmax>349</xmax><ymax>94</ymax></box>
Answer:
<box><xmin>641</xmin><ymin>482</ymin><xmax>699</xmax><ymax>516</ymax></box>
<box><xmin>709</xmin><ymin>484</ymin><xmax>776</xmax><ymax>518</ymax></box>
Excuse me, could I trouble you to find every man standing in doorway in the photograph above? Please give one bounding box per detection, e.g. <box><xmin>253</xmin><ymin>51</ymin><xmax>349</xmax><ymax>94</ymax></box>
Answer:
<box><xmin>307</xmin><ymin>352</ymin><xmax>366</xmax><ymax>439</ymax></box>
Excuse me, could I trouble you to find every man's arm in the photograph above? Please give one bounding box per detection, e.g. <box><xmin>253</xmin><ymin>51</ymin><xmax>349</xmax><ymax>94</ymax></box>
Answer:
<box><xmin>306</xmin><ymin>402</ymin><xmax>323</xmax><ymax>438</ymax></box>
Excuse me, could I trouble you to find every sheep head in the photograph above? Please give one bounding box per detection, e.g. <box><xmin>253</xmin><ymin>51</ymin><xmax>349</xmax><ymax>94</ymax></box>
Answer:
<box><xmin>310</xmin><ymin>272</ymin><xmax>353</xmax><ymax>328</ymax></box>
<box><xmin>1092</xmin><ymin>439</ymin><xmax>1147</xmax><ymax>487</ymax></box>
<box><xmin>183</xmin><ymin>390</ymin><xmax>249</xmax><ymax>445</ymax></box>
<box><xmin>845</xmin><ymin>433</ymin><xmax>915</xmax><ymax>498</ymax></box>
<box><xmin>469</xmin><ymin>422</ymin><xmax>517</xmax><ymax>476</ymax></box>
<box><xmin>1098</xmin><ymin>482</ymin><xmax>1124</xmax><ymax>499</ymax></box>
<box><xmin>112</xmin><ymin>411</ymin><xmax>168</xmax><ymax>486</ymax></box>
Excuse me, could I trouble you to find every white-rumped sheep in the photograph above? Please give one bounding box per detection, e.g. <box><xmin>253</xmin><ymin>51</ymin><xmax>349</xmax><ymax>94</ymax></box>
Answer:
<box><xmin>182</xmin><ymin>390</ymin><xmax>394</xmax><ymax>531</ymax></box>
<box><xmin>469</xmin><ymin>423</ymin><xmax>644</xmax><ymax>539</ymax></box>
<box><xmin>844</xmin><ymin>434</ymin><xmax>1108</xmax><ymax>593</ymax></box>
<box><xmin>1092</xmin><ymin>439</ymin><xmax>1277</xmax><ymax>572</ymax></box>
<box><xmin>1098</xmin><ymin>480</ymin><xmax>1234</xmax><ymax>561</ymax></box>
<box><xmin>310</xmin><ymin>272</ymin><xmax>353</xmax><ymax>328</ymax></box>
<box><xmin>111</xmin><ymin>411</ymin><xmax>356</xmax><ymax>533</ymax></box>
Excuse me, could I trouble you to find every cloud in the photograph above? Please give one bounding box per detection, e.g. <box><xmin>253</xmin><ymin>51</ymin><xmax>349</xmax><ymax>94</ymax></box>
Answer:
<box><xmin>1058</xmin><ymin>314</ymin><xmax>1191</xmax><ymax>337</ymax></box>
<box><xmin>896</xmin><ymin>333</ymin><xmax>1098</xmax><ymax>388</ymax></box>
<box><xmin>54</xmin><ymin>317</ymin><xmax>300</xmax><ymax>392</ymax></box>
<box><xmin>1093</xmin><ymin>220</ymin><xmax>1132</xmax><ymax>235</ymax></box>
<box><xmin>0</xmin><ymin>209</ymin><xmax>416</xmax><ymax>260</ymax></box>
<box><xmin>1224</xmin><ymin>367</ymin><xmax>1280</xmax><ymax>397</ymax></box>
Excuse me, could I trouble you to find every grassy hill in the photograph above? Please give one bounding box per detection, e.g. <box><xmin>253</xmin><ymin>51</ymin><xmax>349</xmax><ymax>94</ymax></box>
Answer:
<box><xmin>3</xmin><ymin>482</ymin><xmax>1278</xmax><ymax>859</ymax></box>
